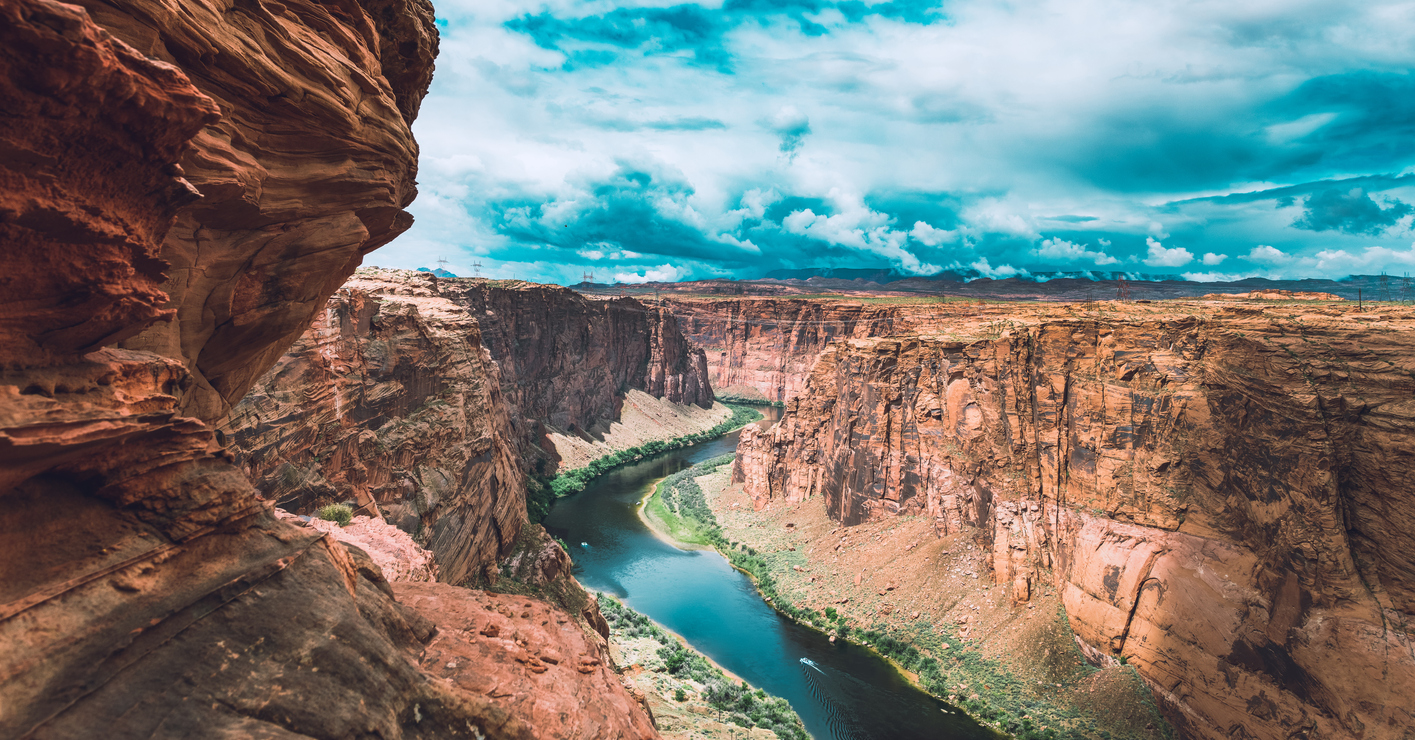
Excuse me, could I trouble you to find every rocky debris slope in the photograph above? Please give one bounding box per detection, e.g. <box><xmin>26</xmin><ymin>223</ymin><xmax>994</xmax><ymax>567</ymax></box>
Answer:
<box><xmin>224</xmin><ymin>269</ymin><xmax>524</xmax><ymax>585</ymax></box>
<box><xmin>397</xmin><ymin>583</ymin><xmax>659</xmax><ymax>740</ymax></box>
<box><xmin>734</xmin><ymin>302</ymin><xmax>1415</xmax><ymax>740</ymax></box>
<box><xmin>0</xmin><ymin>1</ymin><xmax>659</xmax><ymax>736</ymax></box>
<box><xmin>545</xmin><ymin>389</ymin><xmax>732</xmax><ymax>471</ymax></box>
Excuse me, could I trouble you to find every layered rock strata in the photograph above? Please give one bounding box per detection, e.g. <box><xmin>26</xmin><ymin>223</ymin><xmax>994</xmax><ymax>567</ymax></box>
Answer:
<box><xmin>79</xmin><ymin>0</ymin><xmax>439</xmax><ymax>424</ymax></box>
<box><xmin>451</xmin><ymin>283</ymin><xmax>712</xmax><ymax>433</ymax></box>
<box><xmin>0</xmin><ymin>0</ymin><xmax>658</xmax><ymax>736</ymax></box>
<box><xmin>225</xmin><ymin>269</ymin><xmax>717</xmax><ymax>583</ymax></box>
<box><xmin>223</xmin><ymin>269</ymin><xmax>524</xmax><ymax>585</ymax></box>
<box><xmin>667</xmin><ymin>297</ymin><xmax>954</xmax><ymax>403</ymax></box>
<box><xmin>735</xmin><ymin>306</ymin><xmax>1415</xmax><ymax>740</ymax></box>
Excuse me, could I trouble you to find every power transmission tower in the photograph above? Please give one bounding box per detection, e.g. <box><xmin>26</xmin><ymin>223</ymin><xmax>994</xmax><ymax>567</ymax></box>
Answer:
<box><xmin>1403</xmin><ymin>273</ymin><xmax>1412</xmax><ymax>304</ymax></box>
<box><xmin>1116</xmin><ymin>274</ymin><xmax>1131</xmax><ymax>302</ymax></box>
<box><xmin>472</xmin><ymin>260</ymin><xmax>482</xmax><ymax>277</ymax></box>
<box><xmin>582</xmin><ymin>271</ymin><xmax>594</xmax><ymax>284</ymax></box>
<box><xmin>436</xmin><ymin>256</ymin><xmax>450</xmax><ymax>271</ymax></box>
<box><xmin>1379</xmin><ymin>272</ymin><xmax>1391</xmax><ymax>302</ymax></box>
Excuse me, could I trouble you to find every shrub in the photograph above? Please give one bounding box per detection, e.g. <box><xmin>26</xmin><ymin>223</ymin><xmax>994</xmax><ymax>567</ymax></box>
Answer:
<box><xmin>674</xmin><ymin>688</ymin><xmax>687</xmax><ymax>702</ymax></box>
<box><xmin>317</xmin><ymin>503</ymin><xmax>353</xmax><ymax>526</ymax></box>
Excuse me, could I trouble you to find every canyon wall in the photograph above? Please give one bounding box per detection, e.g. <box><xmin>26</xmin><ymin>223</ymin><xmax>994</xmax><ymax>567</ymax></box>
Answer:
<box><xmin>734</xmin><ymin>308</ymin><xmax>1415</xmax><ymax>740</ymax></box>
<box><xmin>82</xmin><ymin>0</ymin><xmax>438</xmax><ymax>425</ymax></box>
<box><xmin>668</xmin><ymin>297</ymin><xmax>961</xmax><ymax>403</ymax></box>
<box><xmin>225</xmin><ymin>269</ymin><xmax>716</xmax><ymax>584</ymax></box>
<box><xmin>222</xmin><ymin>270</ymin><xmax>525</xmax><ymax>586</ymax></box>
<box><xmin>451</xmin><ymin>284</ymin><xmax>712</xmax><ymax>433</ymax></box>
<box><xmin>0</xmin><ymin>0</ymin><xmax>657</xmax><ymax>736</ymax></box>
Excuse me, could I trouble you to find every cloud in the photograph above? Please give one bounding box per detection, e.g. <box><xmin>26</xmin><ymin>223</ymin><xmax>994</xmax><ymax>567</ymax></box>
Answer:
<box><xmin>965</xmin><ymin>257</ymin><xmax>1029</xmax><ymax>280</ymax></box>
<box><xmin>909</xmin><ymin>221</ymin><xmax>958</xmax><ymax>246</ymax></box>
<box><xmin>389</xmin><ymin>0</ymin><xmax>1415</xmax><ymax>286</ymax></box>
<box><xmin>615</xmin><ymin>264</ymin><xmax>688</xmax><ymax>283</ymax></box>
<box><xmin>1292</xmin><ymin>188</ymin><xmax>1413</xmax><ymax>235</ymax></box>
<box><xmin>1143</xmin><ymin>237</ymin><xmax>1193</xmax><ymax>267</ymax></box>
<box><xmin>766</xmin><ymin>106</ymin><xmax>812</xmax><ymax>158</ymax></box>
<box><xmin>1033</xmin><ymin>237</ymin><xmax>1118</xmax><ymax>266</ymax></box>
<box><xmin>1248</xmin><ymin>244</ymin><xmax>1290</xmax><ymax>264</ymax></box>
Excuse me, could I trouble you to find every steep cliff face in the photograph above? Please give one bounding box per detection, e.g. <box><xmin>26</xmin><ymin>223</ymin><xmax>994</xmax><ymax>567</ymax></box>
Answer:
<box><xmin>225</xmin><ymin>270</ymin><xmax>717</xmax><ymax>584</ymax></box>
<box><xmin>1</xmin><ymin>0</ymin><xmax>658</xmax><ymax>736</ymax></box>
<box><xmin>223</xmin><ymin>269</ymin><xmax>524</xmax><ymax>585</ymax></box>
<box><xmin>451</xmin><ymin>284</ymin><xmax>712</xmax><ymax>433</ymax></box>
<box><xmin>735</xmin><ymin>305</ymin><xmax>1415</xmax><ymax>740</ymax></box>
<box><xmin>667</xmin><ymin>297</ymin><xmax>948</xmax><ymax>403</ymax></box>
<box><xmin>77</xmin><ymin>0</ymin><xmax>438</xmax><ymax>424</ymax></box>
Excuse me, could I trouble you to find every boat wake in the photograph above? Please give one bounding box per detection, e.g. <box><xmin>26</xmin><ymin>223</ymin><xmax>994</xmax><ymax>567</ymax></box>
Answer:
<box><xmin>800</xmin><ymin>657</ymin><xmax>867</xmax><ymax>740</ymax></box>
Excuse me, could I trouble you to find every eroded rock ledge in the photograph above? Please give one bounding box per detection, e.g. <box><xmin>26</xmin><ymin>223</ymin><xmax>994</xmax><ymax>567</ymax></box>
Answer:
<box><xmin>732</xmin><ymin>303</ymin><xmax>1415</xmax><ymax>740</ymax></box>
<box><xmin>0</xmin><ymin>0</ymin><xmax>658</xmax><ymax>736</ymax></box>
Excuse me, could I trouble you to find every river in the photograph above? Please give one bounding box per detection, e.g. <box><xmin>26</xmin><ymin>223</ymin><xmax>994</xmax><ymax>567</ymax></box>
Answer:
<box><xmin>542</xmin><ymin>407</ymin><xmax>998</xmax><ymax>740</ymax></box>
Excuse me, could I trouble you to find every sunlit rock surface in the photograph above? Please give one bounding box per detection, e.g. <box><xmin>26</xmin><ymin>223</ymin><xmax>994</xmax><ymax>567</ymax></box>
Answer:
<box><xmin>732</xmin><ymin>301</ymin><xmax>1415</xmax><ymax>740</ymax></box>
<box><xmin>0</xmin><ymin>0</ymin><xmax>659</xmax><ymax>736</ymax></box>
<box><xmin>225</xmin><ymin>268</ymin><xmax>716</xmax><ymax>584</ymax></box>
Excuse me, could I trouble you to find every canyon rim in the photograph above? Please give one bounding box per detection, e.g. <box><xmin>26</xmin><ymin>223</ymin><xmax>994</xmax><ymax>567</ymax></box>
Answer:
<box><xmin>3</xmin><ymin>0</ymin><xmax>1415</xmax><ymax>739</ymax></box>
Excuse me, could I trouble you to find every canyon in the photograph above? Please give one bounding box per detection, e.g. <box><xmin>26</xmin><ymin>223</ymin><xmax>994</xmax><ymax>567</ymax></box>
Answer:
<box><xmin>222</xmin><ymin>267</ymin><xmax>716</xmax><ymax>585</ymax></box>
<box><xmin>0</xmin><ymin>0</ymin><xmax>664</xmax><ymax>736</ymax></box>
<box><xmin>730</xmin><ymin>299</ymin><xmax>1415</xmax><ymax>740</ymax></box>
<box><xmin>3</xmin><ymin>0</ymin><xmax>1413</xmax><ymax>737</ymax></box>
<box><xmin>668</xmin><ymin>297</ymin><xmax>951</xmax><ymax>403</ymax></box>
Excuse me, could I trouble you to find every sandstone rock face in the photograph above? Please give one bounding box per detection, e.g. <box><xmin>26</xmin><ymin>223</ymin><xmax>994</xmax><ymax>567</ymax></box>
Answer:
<box><xmin>0</xmin><ymin>1</ymin><xmax>657</xmax><ymax>736</ymax></box>
<box><xmin>76</xmin><ymin>0</ymin><xmax>438</xmax><ymax>423</ymax></box>
<box><xmin>397</xmin><ymin>582</ymin><xmax>659</xmax><ymax>740</ymax></box>
<box><xmin>0</xmin><ymin>0</ymin><xmax>218</xmax><ymax>369</ymax></box>
<box><xmin>451</xmin><ymin>284</ymin><xmax>712</xmax><ymax>433</ymax></box>
<box><xmin>1201</xmin><ymin>290</ymin><xmax>1343</xmax><ymax>301</ymax></box>
<box><xmin>668</xmin><ymin>298</ymin><xmax>940</xmax><ymax>403</ymax></box>
<box><xmin>734</xmin><ymin>310</ymin><xmax>1415</xmax><ymax>740</ymax></box>
<box><xmin>224</xmin><ymin>269</ymin><xmax>524</xmax><ymax>585</ymax></box>
<box><xmin>225</xmin><ymin>270</ymin><xmax>715</xmax><ymax>583</ymax></box>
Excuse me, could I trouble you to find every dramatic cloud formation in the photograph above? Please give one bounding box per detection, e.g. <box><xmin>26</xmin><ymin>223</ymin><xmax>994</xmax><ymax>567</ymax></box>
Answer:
<box><xmin>377</xmin><ymin>0</ymin><xmax>1415</xmax><ymax>284</ymax></box>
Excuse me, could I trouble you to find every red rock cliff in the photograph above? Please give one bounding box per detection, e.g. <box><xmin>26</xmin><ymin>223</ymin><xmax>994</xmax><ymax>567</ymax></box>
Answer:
<box><xmin>81</xmin><ymin>0</ymin><xmax>439</xmax><ymax>425</ymax></box>
<box><xmin>223</xmin><ymin>271</ymin><xmax>715</xmax><ymax>584</ymax></box>
<box><xmin>667</xmin><ymin>297</ymin><xmax>950</xmax><ymax>402</ymax></box>
<box><xmin>0</xmin><ymin>0</ymin><xmax>658</xmax><ymax>736</ymax></box>
<box><xmin>735</xmin><ymin>306</ymin><xmax>1415</xmax><ymax>740</ymax></box>
<box><xmin>223</xmin><ymin>269</ymin><xmax>525</xmax><ymax>586</ymax></box>
<box><xmin>449</xmin><ymin>284</ymin><xmax>713</xmax><ymax>433</ymax></box>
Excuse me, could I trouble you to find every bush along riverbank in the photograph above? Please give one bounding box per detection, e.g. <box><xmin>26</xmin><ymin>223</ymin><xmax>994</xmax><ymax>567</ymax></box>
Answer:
<box><xmin>600</xmin><ymin>595</ymin><xmax>809</xmax><ymax>740</ymax></box>
<box><xmin>651</xmin><ymin>469</ymin><xmax>1173</xmax><ymax>740</ymax></box>
<box><xmin>527</xmin><ymin>403</ymin><xmax>763</xmax><ymax>523</ymax></box>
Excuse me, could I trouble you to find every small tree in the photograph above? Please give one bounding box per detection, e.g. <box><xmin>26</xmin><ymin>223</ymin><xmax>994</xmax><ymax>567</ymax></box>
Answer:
<box><xmin>317</xmin><ymin>503</ymin><xmax>353</xmax><ymax>526</ymax></box>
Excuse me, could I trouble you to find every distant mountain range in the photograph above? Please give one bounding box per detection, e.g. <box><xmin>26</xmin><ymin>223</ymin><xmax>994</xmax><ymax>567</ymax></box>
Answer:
<box><xmin>753</xmin><ymin>267</ymin><xmax>1410</xmax><ymax>302</ymax></box>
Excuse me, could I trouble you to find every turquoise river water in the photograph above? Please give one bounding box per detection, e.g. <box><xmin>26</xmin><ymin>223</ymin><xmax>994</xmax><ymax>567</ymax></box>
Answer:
<box><xmin>543</xmin><ymin>407</ymin><xmax>996</xmax><ymax>740</ymax></box>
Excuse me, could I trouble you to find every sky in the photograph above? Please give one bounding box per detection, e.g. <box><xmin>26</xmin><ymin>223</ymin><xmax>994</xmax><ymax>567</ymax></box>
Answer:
<box><xmin>375</xmin><ymin>0</ymin><xmax>1415</xmax><ymax>285</ymax></box>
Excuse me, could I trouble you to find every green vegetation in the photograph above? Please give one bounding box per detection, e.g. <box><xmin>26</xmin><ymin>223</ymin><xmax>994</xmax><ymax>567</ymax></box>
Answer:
<box><xmin>655</xmin><ymin>475</ymin><xmax>1172</xmax><ymax>740</ymax></box>
<box><xmin>644</xmin><ymin>454</ymin><xmax>735</xmax><ymax>546</ymax></box>
<box><xmin>530</xmin><ymin>403</ymin><xmax>763</xmax><ymax>523</ymax></box>
<box><xmin>714</xmin><ymin>393</ymin><xmax>785</xmax><ymax>407</ymax></box>
<box><xmin>599</xmin><ymin>596</ymin><xmax>808</xmax><ymax>740</ymax></box>
<box><xmin>316</xmin><ymin>503</ymin><xmax>353</xmax><ymax>526</ymax></box>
